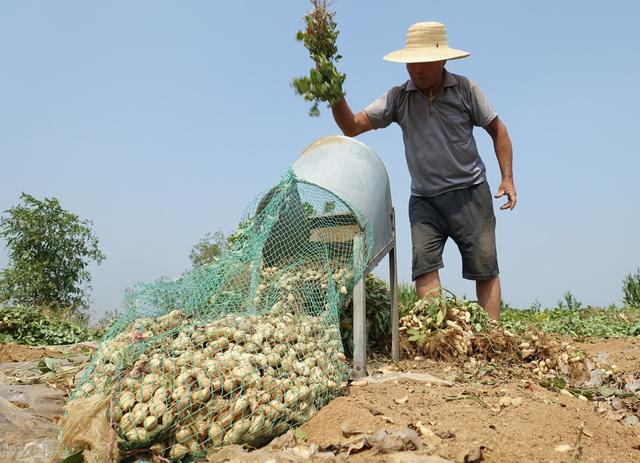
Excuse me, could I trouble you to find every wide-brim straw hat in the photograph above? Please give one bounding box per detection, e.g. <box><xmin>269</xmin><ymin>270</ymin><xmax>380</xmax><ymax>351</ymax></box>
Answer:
<box><xmin>383</xmin><ymin>22</ymin><xmax>470</xmax><ymax>63</ymax></box>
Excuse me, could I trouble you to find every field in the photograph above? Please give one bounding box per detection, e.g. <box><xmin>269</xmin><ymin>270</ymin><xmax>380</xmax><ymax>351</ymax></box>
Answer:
<box><xmin>0</xmin><ymin>294</ymin><xmax>639</xmax><ymax>463</ymax></box>
<box><xmin>295</xmin><ymin>337</ymin><xmax>640</xmax><ymax>462</ymax></box>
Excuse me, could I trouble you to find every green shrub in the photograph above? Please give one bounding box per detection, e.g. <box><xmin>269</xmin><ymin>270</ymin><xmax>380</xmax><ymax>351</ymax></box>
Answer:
<box><xmin>622</xmin><ymin>268</ymin><xmax>640</xmax><ymax>308</ymax></box>
<box><xmin>500</xmin><ymin>305</ymin><xmax>640</xmax><ymax>338</ymax></box>
<box><xmin>557</xmin><ymin>291</ymin><xmax>583</xmax><ymax>311</ymax></box>
<box><xmin>0</xmin><ymin>193</ymin><xmax>105</xmax><ymax>311</ymax></box>
<box><xmin>341</xmin><ymin>274</ymin><xmax>392</xmax><ymax>356</ymax></box>
<box><xmin>0</xmin><ymin>304</ymin><xmax>95</xmax><ymax>345</ymax></box>
<box><xmin>398</xmin><ymin>283</ymin><xmax>419</xmax><ymax>317</ymax></box>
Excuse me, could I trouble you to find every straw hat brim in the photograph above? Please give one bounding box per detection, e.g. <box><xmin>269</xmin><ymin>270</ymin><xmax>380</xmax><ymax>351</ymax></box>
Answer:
<box><xmin>383</xmin><ymin>47</ymin><xmax>470</xmax><ymax>63</ymax></box>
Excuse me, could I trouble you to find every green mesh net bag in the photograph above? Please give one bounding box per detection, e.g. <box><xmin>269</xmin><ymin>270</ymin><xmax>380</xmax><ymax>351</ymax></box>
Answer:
<box><xmin>54</xmin><ymin>170</ymin><xmax>373</xmax><ymax>462</ymax></box>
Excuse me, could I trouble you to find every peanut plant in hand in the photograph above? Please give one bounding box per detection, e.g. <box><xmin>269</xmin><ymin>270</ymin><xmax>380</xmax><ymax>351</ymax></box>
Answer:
<box><xmin>292</xmin><ymin>0</ymin><xmax>346</xmax><ymax>117</ymax></box>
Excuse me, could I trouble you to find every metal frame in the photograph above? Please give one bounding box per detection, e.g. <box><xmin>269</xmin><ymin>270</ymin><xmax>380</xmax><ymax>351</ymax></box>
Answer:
<box><xmin>352</xmin><ymin>208</ymin><xmax>399</xmax><ymax>379</ymax></box>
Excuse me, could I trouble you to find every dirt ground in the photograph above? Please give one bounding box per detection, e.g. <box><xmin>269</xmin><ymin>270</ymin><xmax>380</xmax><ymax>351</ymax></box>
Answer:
<box><xmin>577</xmin><ymin>337</ymin><xmax>640</xmax><ymax>373</ymax></box>
<box><xmin>0</xmin><ymin>343</ymin><xmax>62</xmax><ymax>363</ymax></box>
<box><xmin>297</xmin><ymin>337</ymin><xmax>640</xmax><ymax>463</ymax></box>
<box><xmin>0</xmin><ymin>338</ymin><xmax>638</xmax><ymax>462</ymax></box>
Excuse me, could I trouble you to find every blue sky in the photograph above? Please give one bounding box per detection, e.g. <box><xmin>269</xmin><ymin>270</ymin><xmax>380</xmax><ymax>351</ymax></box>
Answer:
<box><xmin>1</xmin><ymin>1</ymin><xmax>639</xmax><ymax>319</ymax></box>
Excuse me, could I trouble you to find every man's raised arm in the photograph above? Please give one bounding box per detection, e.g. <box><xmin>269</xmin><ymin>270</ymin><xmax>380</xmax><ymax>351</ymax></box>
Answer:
<box><xmin>331</xmin><ymin>97</ymin><xmax>373</xmax><ymax>137</ymax></box>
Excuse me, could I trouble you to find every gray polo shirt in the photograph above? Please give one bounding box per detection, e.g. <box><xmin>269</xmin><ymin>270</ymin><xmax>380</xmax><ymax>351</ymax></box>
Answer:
<box><xmin>364</xmin><ymin>70</ymin><xmax>498</xmax><ymax>197</ymax></box>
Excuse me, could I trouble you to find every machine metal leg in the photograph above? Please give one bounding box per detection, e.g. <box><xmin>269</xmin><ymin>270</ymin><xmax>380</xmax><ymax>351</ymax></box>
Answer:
<box><xmin>389</xmin><ymin>245</ymin><xmax>400</xmax><ymax>361</ymax></box>
<box><xmin>352</xmin><ymin>234</ymin><xmax>367</xmax><ymax>379</ymax></box>
<box><xmin>352</xmin><ymin>276</ymin><xmax>367</xmax><ymax>378</ymax></box>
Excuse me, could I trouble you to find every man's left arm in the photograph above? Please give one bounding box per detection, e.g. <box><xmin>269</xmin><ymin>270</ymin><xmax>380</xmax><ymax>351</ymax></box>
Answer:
<box><xmin>484</xmin><ymin>116</ymin><xmax>517</xmax><ymax>210</ymax></box>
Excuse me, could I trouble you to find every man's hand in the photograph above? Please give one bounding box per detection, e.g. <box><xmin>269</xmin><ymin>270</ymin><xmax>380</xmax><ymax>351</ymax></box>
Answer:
<box><xmin>495</xmin><ymin>178</ymin><xmax>517</xmax><ymax>210</ymax></box>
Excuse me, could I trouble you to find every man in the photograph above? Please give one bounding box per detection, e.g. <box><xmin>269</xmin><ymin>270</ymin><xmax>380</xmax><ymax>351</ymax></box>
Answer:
<box><xmin>331</xmin><ymin>21</ymin><xmax>516</xmax><ymax>320</ymax></box>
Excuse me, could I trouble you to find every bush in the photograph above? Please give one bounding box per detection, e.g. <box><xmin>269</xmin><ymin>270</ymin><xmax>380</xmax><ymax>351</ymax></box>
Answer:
<box><xmin>189</xmin><ymin>231</ymin><xmax>227</xmax><ymax>269</ymax></box>
<box><xmin>341</xmin><ymin>274</ymin><xmax>392</xmax><ymax>356</ymax></box>
<box><xmin>0</xmin><ymin>304</ymin><xmax>95</xmax><ymax>345</ymax></box>
<box><xmin>557</xmin><ymin>291</ymin><xmax>582</xmax><ymax>311</ymax></box>
<box><xmin>0</xmin><ymin>193</ymin><xmax>105</xmax><ymax>311</ymax></box>
<box><xmin>622</xmin><ymin>268</ymin><xmax>640</xmax><ymax>308</ymax></box>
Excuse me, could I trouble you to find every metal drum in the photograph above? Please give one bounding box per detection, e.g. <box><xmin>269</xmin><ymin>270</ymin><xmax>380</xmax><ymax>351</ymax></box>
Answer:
<box><xmin>293</xmin><ymin>135</ymin><xmax>395</xmax><ymax>269</ymax></box>
<box><xmin>292</xmin><ymin>135</ymin><xmax>400</xmax><ymax>377</ymax></box>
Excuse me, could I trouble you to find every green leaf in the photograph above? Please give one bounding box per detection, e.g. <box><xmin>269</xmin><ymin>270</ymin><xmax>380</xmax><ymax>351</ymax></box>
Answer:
<box><xmin>599</xmin><ymin>386</ymin><xmax>618</xmax><ymax>398</ymax></box>
<box><xmin>551</xmin><ymin>376</ymin><xmax>566</xmax><ymax>389</ymax></box>
<box><xmin>407</xmin><ymin>328</ymin><xmax>425</xmax><ymax>343</ymax></box>
<box><xmin>44</xmin><ymin>356</ymin><xmax>61</xmax><ymax>372</ymax></box>
<box><xmin>61</xmin><ymin>450</ymin><xmax>84</xmax><ymax>463</ymax></box>
<box><xmin>294</xmin><ymin>428</ymin><xmax>308</xmax><ymax>442</ymax></box>
<box><xmin>37</xmin><ymin>358</ymin><xmax>48</xmax><ymax>373</ymax></box>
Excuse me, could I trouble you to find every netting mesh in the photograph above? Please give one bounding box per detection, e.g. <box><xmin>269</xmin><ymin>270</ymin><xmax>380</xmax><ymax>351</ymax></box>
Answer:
<box><xmin>57</xmin><ymin>170</ymin><xmax>374</xmax><ymax>462</ymax></box>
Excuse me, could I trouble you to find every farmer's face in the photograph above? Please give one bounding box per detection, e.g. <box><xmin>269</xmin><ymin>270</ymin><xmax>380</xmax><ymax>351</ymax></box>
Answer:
<box><xmin>406</xmin><ymin>60</ymin><xmax>446</xmax><ymax>90</ymax></box>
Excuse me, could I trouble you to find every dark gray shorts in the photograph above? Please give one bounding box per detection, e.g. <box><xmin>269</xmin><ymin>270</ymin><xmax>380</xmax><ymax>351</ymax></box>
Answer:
<box><xmin>409</xmin><ymin>182</ymin><xmax>499</xmax><ymax>281</ymax></box>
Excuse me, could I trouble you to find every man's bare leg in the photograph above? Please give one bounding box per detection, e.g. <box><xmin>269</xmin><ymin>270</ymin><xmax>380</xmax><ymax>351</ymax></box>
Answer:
<box><xmin>415</xmin><ymin>270</ymin><xmax>441</xmax><ymax>299</ymax></box>
<box><xmin>476</xmin><ymin>275</ymin><xmax>501</xmax><ymax>320</ymax></box>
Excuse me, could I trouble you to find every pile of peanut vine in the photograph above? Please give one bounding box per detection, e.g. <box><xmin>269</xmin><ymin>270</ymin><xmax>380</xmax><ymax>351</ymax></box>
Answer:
<box><xmin>292</xmin><ymin>0</ymin><xmax>345</xmax><ymax>117</ymax></box>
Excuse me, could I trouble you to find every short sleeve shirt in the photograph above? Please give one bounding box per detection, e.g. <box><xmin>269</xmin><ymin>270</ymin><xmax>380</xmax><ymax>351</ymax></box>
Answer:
<box><xmin>364</xmin><ymin>70</ymin><xmax>497</xmax><ymax>197</ymax></box>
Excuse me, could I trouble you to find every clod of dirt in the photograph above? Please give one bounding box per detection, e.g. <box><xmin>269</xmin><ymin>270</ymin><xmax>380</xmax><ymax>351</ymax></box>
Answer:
<box><xmin>626</xmin><ymin>379</ymin><xmax>640</xmax><ymax>393</ymax></box>
<box><xmin>554</xmin><ymin>444</ymin><xmax>574</xmax><ymax>453</ymax></box>
<box><xmin>351</xmin><ymin>378</ymin><xmax>369</xmax><ymax>386</ymax></box>
<box><xmin>341</xmin><ymin>422</ymin><xmax>372</xmax><ymax>437</ymax></box>
<box><xmin>412</xmin><ymin>421</ymin><xmax>436</xmax><ymax>438</ymax></box>
<box><xmin>365</xmin><ymin>404</ymin><xmax>383</xmax><ymax>416</ymax></box>
<box><xmin>611</xmin><ymin>398</ymin><xmax>624</xmax><ymax>410</ymax></box>
<box><xmin>585</xmin><ymin>368</ymin><xmax>606</xmax><ymax>387</ymax></box>
<box><xmin>456</xmin><ymin>445</ymin><xmax>484</xmax><ymax>463</ymax></box>
<box><xmin>621</xmin><ymin>415</ymin><xmax>640</xmax><ymax>427</ymax></box>
<box><xmin>435</xmin><ymin>430</ymin><xmax>456</xmax><ymax>439</ymax></box>
<box><xmin>498</xmin><ymin>396</ymin><xmax>523</xmax><ymax>407</ymax></box>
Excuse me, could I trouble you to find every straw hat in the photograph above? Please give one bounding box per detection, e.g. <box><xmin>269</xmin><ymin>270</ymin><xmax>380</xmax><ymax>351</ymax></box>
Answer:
<box><xmin>383</xmin><ymin>22</ymin><xmax>470</xmax><ymax>63</ymax></box>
